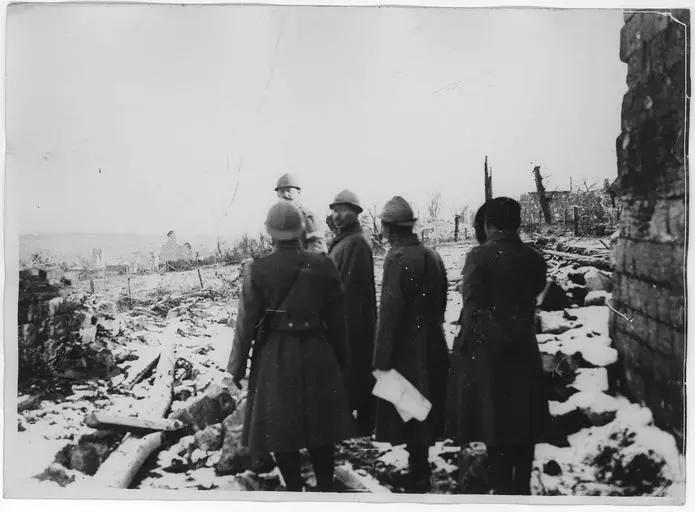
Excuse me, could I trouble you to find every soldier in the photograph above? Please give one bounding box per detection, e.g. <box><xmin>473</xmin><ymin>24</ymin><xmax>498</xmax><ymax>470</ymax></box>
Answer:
<box><xmin>159</xmin><ymin>230</ymin><xmax>179</xmax><ymax>270</ymax></box>
<box><xmin>275</xmin><ymin>173</ymin><xmax>328</xmax><ymax>253</ymax></box>
<box><xmin>372</xmin><ymin>196</ymin><xmax>449</xmax><ymax>493</ymax></box>
<box><xmin>226</xmin><ymin>201</ymin><xmax>353</xmax><ymax>492</ymax></box>
<box><xmin>448</xmin><ymin>197</ymin><xmax>548</xmax><ymax>495</ymax></box>
<box><xmin>327</xmin><ymin>190</ymin><xmax>377</xmax><ymax>437</ymax></box>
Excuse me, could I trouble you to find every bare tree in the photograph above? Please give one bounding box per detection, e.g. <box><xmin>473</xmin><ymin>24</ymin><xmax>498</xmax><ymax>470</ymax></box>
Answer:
<box><xmin>533</xmin><ymin>165</ymin><xmax>552</xmax><ymax>224</ymax></box>
<box><xmin>427</xmin><ymin>192</ymin><xmax>442</xmax><ymax>220</ymax></box>
<box><xmin>367</xmin><ymin>204</ymin><xmax>381</xmax><ymax>236</ymax></box>
<box><xmin>582</xmin><ymin>177</ymin><xmax>598</xmax><ymax>192</ymax></box>
<box><xmin>216</xmin><ymin>238</ymin><xmax>226</xmax><ymax>260</ymax></box>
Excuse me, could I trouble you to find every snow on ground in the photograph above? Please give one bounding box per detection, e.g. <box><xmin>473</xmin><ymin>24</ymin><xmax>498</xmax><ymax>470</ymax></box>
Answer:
<box><xmin>534</xmin><ymin>301</ymin><xmax>683</xmax><ymax>498</ymax></box>
<box><xmin>14</xmin><ymin>241</ymin><xmax>684</xmax><ymax>498</ymax></box>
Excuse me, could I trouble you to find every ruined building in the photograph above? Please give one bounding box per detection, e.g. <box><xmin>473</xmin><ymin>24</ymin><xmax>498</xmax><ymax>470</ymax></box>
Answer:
<box><xmin>610</xmin><ymin>10</ymin><xmax>688</xmax><ymax>449</ymax></box>
<box><xmin>519</xmin><ymin>189</ymin><xmax>620</xmax><ymax>235</ymax></box>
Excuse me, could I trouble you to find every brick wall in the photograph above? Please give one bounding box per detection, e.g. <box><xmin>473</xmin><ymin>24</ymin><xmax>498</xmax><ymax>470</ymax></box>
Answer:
<box><xmin>611</xmin><ymin>10</ymin><xmax>689</xmax><ymax>450</ymax></box>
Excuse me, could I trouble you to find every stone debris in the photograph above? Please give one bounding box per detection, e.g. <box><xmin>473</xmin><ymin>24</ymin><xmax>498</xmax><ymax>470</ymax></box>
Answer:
<box><xmin>15</xmin><ymin>245</ymin><xmax>682</xmax><ymax>497</ymax></box>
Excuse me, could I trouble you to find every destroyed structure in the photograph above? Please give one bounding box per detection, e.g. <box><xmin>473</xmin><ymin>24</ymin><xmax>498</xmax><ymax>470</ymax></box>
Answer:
<box><xmin>519</xmin><ymin>188</ymin><xmax>620</xmax><ymax>236</ymax></box>
<box><xmin>609</xmin><ymin>10</ymin><xmax>688</xmax><ymax>449</ymax></box>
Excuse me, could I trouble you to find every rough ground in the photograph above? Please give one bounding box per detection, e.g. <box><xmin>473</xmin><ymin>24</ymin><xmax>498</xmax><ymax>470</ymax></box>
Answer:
<box><xmin>15</xmin><ymin>238</ymin><xmax>684</xmax><ymax>497</ymax></box>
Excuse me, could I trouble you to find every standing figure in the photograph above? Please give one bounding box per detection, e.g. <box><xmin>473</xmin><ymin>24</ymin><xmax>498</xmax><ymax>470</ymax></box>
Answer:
<box><xmin>449</xmin><ymin>197</ymin><xmax>548</xmax><ymax>495</ymax></box>
<box><xmin>159</xmin><ymin>230</ymin><xmax>180</xmax><ymax>270</ymax></box>
<box><xmin>328</xmin><ymin>189</ymin><xmax>377</xmax><ymax>437</ymax></box>
<box><xmin>275</xmin><ymin>173</ymin><xmax>328</xmax><ymax>253</ymax></box>
<box><xmin>373</xmin><ymin>196</ymin><xmax>449</xmax><ymax>493</ymax></box>
<box><xmin>227</xmin><ymin>201</ymin><xmax>353</xmax><ymax>491</ymax></box>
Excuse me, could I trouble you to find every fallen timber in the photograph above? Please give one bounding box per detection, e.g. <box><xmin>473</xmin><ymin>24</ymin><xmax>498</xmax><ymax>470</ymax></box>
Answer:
<box><xmin>87</xmin><ymin>335</ymin><xmax>177</xmax><ymax>488</ymax></box>
<box><xmin>542</xmin><ymin>249</ymin><xmax>614</xmax><ymax>272</ymax></box>
<box><xmin>84</xmin><ymin>412</ymin><xmax>185</xmax><ymax>432</ymax></box>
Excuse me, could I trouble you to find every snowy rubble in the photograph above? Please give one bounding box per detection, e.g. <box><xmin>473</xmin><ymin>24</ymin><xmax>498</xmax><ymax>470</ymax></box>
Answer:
<box><xmin>534</xmin><ymin>291</ymin><xmax>683</xmax><ymax>497</ymax></box>
<box><xmin>14</xmin><ymin>241</ymin><xmax>684</xmax><ymax>498</ymax></box>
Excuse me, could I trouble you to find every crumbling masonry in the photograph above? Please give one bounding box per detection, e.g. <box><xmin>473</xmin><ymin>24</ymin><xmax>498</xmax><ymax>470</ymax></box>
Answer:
<box><xmin>610</xmin><ymin>10</ymin><xmax>689</xmax><ymax>449</ymax></box>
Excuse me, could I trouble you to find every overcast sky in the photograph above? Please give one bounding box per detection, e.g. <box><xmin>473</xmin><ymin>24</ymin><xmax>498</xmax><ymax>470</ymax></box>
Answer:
<box><xmin>6</xmin><ymin>4</ymin><xmax>626</xmax><ymax>238</ymax></box>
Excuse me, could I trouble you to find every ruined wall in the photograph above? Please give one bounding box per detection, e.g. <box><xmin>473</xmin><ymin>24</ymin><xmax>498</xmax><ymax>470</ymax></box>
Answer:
<box><xmin>520</xmin><ymin>190</ymin><xmax>619</xmax><ymax>234</ymax></box>
<box><xmin>611</xmin><ymin>10</ymin><xmax>688</xmax><ymax>449</ymax></box>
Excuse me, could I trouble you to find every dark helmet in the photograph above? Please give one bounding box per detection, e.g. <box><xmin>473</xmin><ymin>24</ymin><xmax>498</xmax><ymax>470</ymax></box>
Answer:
<box><xmin>380</xmin><ymin>196</ymin><xmax>417</xmax><ymax>226</ymax></box>
<box><xmin>265</xmin><ymin>201</ymin><xmax>305</xmax><ymax>240</ymax></box>
<box><xmin>330</xmin><ymin>189</ymin><xmax>363</xmax><ymax>213</ymax></box>
<box><xmin>274</xmin><ymin>173</ymin><xmax>301</xmax><ymax>191</ymax></box>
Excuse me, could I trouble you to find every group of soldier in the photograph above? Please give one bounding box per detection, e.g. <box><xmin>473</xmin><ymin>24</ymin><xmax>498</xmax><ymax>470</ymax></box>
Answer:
<box><xmin>225</xmin><ymin>173</ymin><xmax>548</xmax><ymax>495</ymax></box>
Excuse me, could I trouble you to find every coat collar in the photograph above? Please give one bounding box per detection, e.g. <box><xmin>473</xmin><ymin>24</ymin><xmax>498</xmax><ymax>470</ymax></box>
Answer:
<box><xmin>329</xmin><ymin>222</ymin><xmax>362</xmax><ymax>250</ymax></box>
<box><xmin>272</xmin><ymin>239</ymin><xmax>303</xmax><ymax>252</ymax></box>
<box><xmin>486</xmin><ymin>230</ymin><xmax>521</xmax><ymax>244</ymax></box>
<box><xmin>390</xmin><ymin>232</ymin><xmax>420</xmax><ymax>247</ymax></box>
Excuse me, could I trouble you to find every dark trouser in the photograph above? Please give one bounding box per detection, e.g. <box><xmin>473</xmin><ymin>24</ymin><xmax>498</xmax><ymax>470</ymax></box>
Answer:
<box><xmin>354</xmin><ymin>395</ymin><xmax>376</xmax><ymax>437</ymax></box>
<box><xmin>274</xmin><ymin>445</ymin><xmax>335</xmax><ymax>492</ymax></box>
<box><xmin>486</xmin><ymin>444</ymin><xmax>535</xmax><ymax>495</ymax></box>
<box><xmin>405</xmin><ymin>443</ymin><xmax>431</xmax><ymax>493</ymax></box>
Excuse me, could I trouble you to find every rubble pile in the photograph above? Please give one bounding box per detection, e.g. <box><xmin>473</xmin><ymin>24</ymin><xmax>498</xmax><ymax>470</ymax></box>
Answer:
<box><xmin>531</xmin><ymin>257</ymin><xmax>683</xmax><ymax>496</ymax></box>
<box><xmin>15</xmin><ymin>245</ymin><xmax>683</xmax><ymax>497</ymax></box>
<box><xmin>18</xmin><ymin>269</ymin><xmax>115</xmax><ymax>388</ymax></box>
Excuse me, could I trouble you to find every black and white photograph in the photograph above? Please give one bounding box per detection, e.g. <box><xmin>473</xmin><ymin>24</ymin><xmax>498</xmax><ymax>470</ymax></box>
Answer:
<box><xmin>2</xmin><ymin>0</ymin><xmax>689</xmax><ymax>506</ymax></box>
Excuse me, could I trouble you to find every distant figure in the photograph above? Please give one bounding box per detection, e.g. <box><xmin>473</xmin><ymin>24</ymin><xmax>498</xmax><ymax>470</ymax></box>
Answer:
<box><xmin>373</xmin><ymin>196</ymin><xmax>449</xmax><ymax>493</ymax></box>
<box><xmin>91</xmin><ymin>248</ymin><xmax>105</xmax><ymax>269</ymax></box>
<box><xmin>328</xmin><ymin>189</ymin><xmax>378</xmax><ymax>437</ymax></box>
<box><xmin>150</xmin><ymin>251</ymin><xmax>160</xmax><ymax>271</ymax></box>
<box><xmin>182</xmin><ymin>242</ymin><xmax>194</xmax><ymax>261</ymax></box>
<box><xmin>160</xmin><ymin>230</ymin><xmax>180</xmax><ymax>269</ymax></box>
<box><xmin>449</xmin><ymin>197</ymin><xmax>548</xmax><ymax>495</ymax></box>
<box><xmin>274</xmin><ymin>173</ymin><xmax>328</xmax><ymax>254</ymax></box>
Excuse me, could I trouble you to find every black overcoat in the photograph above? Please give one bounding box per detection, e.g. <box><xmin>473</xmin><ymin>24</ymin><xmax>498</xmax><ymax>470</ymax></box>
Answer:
<box><xmin>447</xmin><ymin>230</ymin><xmax>549</xmax><ymax>447</ymax></box>
<box><xmin>228</xmin><ymin>240</ymin><xmax>353</xmax><ymax>453</ymax></box>
<box><xmin>328</xmin><ymin>222</ymin><xmax>377</xmax><ymax>413</ymax></box>
<box><xmin>373</xmin><ymin>234</ymin><xmax>449</xmax><ymax>446</ymax></box>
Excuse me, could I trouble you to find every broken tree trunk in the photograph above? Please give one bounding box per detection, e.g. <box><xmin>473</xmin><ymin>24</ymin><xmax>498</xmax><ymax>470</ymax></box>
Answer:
<box><xmin>533</xmin><ymin>165</ymin><xmax>552</xmax><ymax>224</ymax></box>
<box><xmin>88</xmin><ymin>335</ymin><xmax>177</xmax><ymax>488</ymax></box>
<box><xmin>84</xmin><ymin>412</ymin><xmax>185</xmax><ymax>432</ymax></box>
<box><xmin>484</xmin><ymin>156</ymin><xmax>493</xmax><ymax>201</ymax></box>
<box><xmin>573</xmin><ymin>206</ymin><xmax>580</xmax><ymax>236</ymax></box>
<box><xmin>121</xmin><ymin>346</ymin><xmax>161</xmax><ymax>391</ymax></box>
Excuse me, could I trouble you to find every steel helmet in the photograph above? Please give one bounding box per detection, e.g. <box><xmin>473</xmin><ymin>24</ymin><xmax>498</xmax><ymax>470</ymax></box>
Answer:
<box><xmin>329</xmin><ymin>189</ymin><xmax>363</xmax><ymax>213</ymax></box>
<box><xmin>274</xmin><ymin>173</ymin><xmax>301</xmax><ymax>191</ymax></box>
<box><xmin>380</xmin><ymin>196</ymin><xmax>417</xmax><ymax>226</ymax></box>
<box><xmin>265</xmin><ymin>201</ymin><xmax>305</xmax><ymax>241</ymax></box>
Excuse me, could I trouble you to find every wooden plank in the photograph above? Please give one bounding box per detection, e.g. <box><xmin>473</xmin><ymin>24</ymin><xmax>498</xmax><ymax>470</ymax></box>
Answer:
<box><xmin>84</xmin><ymin>412</ymin><xmax>185</xmax><ymax>432</ymax></box>
<box><xmin>131</xmin><ymin>307</ymin><xmax>159</xmax><ymax>318</ymax></box>
<box><xmin>542</xmin><ymin>249</ymin><xmax>614</xmax><ymax>271</ymax></box>
<box><xmin>88</xmin><ymin>432</ymin><xmax>164</xmax><ymax>489</ymax></box>
<box><xmin>334</xmin><ymin>464</ymin><xmax>391</xmax><ymax>493</ymax></box>
<box><xmin>121</xmin><ymin>346</ymin><xmax>161</xmax><ymax>391</ymax></box>
<box><xmin>89</xmin><ymin>335</ymin><xmax>177</xmax><ymax>488</ymax></box>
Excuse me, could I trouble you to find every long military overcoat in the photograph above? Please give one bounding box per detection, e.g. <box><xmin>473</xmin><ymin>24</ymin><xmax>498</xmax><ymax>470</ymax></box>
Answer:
<box><xmin>227</xmin><ymin>240</ymin><xmax>353</xmax><ymax>454</ymax></box>
<box><xmin>328</xmin><ymin>222</ymin><xmax>377</xmax><ymax>415</ymax></box>
<box><xmin>447</xmin><ymin>230</ymin><xmax>549</xmax><ymax>447</ymax></box>
<box><xmin>373</xmin><ymin>234</ymin><xmax>449</xmax><ymax>446</ymax></box>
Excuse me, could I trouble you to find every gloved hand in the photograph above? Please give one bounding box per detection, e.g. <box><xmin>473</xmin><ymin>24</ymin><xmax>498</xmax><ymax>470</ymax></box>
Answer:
<box><xmin>222</xmin><ymin>372</ymin><xmax>243</xmax><ymax>391</ymax></box>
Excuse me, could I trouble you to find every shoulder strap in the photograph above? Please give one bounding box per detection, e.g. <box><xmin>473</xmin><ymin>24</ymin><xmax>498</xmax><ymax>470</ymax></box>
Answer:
<box><xmin>255</xmin><ymin>260</ymin><xmax>305</xmax><ymax>330</ymax></box>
